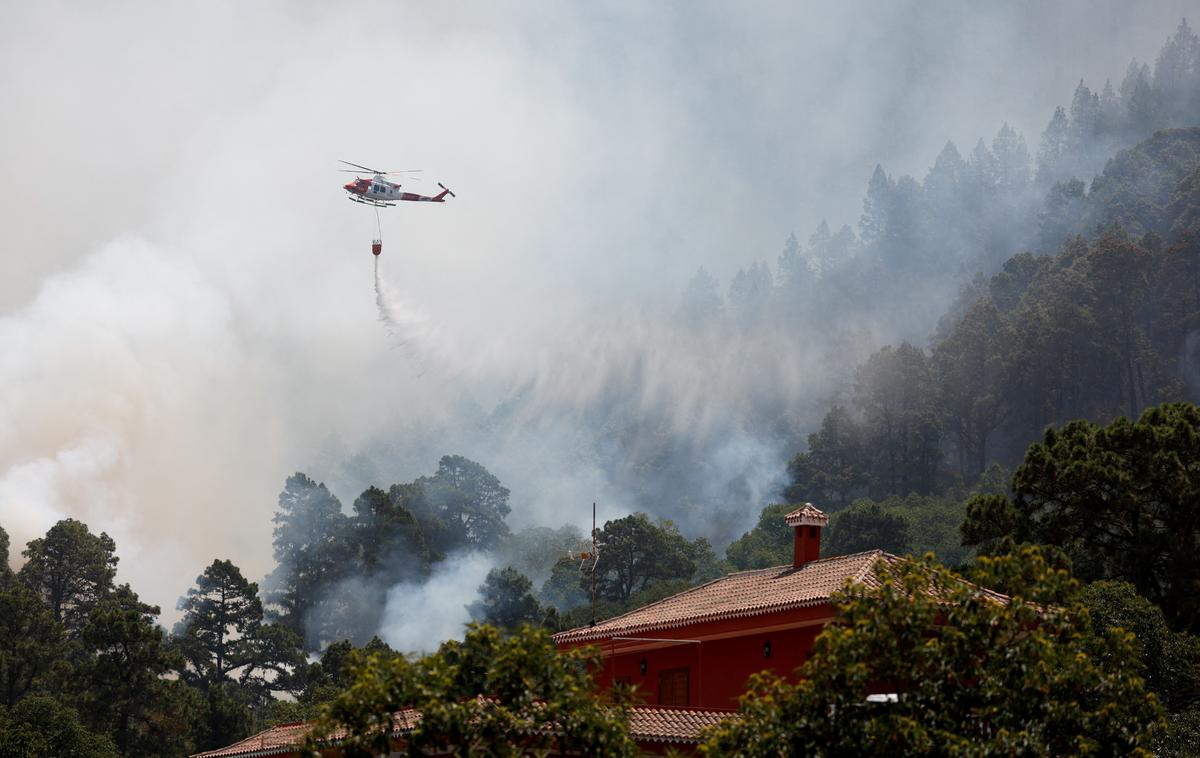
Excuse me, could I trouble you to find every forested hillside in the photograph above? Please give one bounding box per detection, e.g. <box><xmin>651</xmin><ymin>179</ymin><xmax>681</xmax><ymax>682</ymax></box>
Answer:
<box><xmin>787</xmin><ymin>127</ymin><xmax>1200</xmax><ymax>507</ymax></box>
<box><xmin>475</xmin><ymin>20</ymin><xmax>1200</xmax><ymax>540</ymax></box>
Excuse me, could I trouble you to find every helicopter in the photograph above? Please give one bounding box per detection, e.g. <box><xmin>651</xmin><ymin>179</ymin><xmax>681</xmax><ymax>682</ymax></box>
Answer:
<box><xmin>338</xmin><ymin>160</ymin><xmax>455</xmax><ymax>208</ymax></box>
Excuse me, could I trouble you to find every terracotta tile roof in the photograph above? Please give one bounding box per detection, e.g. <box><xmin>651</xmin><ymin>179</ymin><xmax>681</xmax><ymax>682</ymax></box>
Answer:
<box><xmin>629</xmin><ymin>705</ymin><xmax>738</xmax><ymax>743</ymax></box>
<box><xmin>190</xmin><ymin>710</ymin><xmax>420</xmax><ymax>758</ymax></box>
<box><xmin>190</xmin><ymin>722</ymin><xmax>310</xmax><ymax>758</ymax></box>
<box><xmin>191</xmin><ymin>705</ymin><xmax>730</xmax><ymax>756</ymax></box>
<box><xmin>784</xmin><ymin>502</ymin><xmax>828</xmax><ymax>526</ymax></box>
<box><xmin>554</xmin><ymin>550</ymin><xmax>894</xmax><ymax>645</ymax></box>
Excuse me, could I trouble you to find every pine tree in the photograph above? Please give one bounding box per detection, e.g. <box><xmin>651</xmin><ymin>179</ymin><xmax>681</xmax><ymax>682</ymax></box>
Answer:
<box><xmin>827</xmin><ymin>224</ymin><xmax>857</xmax><ymax>262</ymax></box>
<box><xmin>263</xmin><ymin>473</ymin><xmax>349</xmax><ymax>649</ymax></box>
<box><xmin>1068</xmin><ymin>81</ymin><xmax>1099</xmax><ymax>145</ymax></box>
<box><xmin>924</xmin><ymin>141</ymin><xmax>967</xmax><ymax>235</ymax></box>
<box><xmin>853</xmin><ymin>344</ymin><xmax>941</xmax><ymax>496</ymax></box>
<box><xmin>173</xmin><ymin>559</ymin><xmax>265</xmax><ymax>691</ymax></box>
<box><xmin>0</xmin><ymin>524</ymin><xmax>9</xmax><ymax>572</ymax></box>
<box><xmin>467</xmin><ymin>567</ymin><xmax>546</xmax><ymax>632</ymax></box>
<box><xmin>19</xmin><ymin>519</ymin><xmax>118</xmax><ymax>633</ymax></box>
<box><xmin>933</xmin><ymin>297</ymin><xmax>1013</xmax><ymax>476</ymax></box>
<box><xmin>1036</xmin><ymin>106</ymin><xmax>1071</xmax><ymax>186</ymax></box>
<box><xmin>1153</xmin><ymin>19</ymin><xmax>1200</xmax><ymax>124</ymax></box>
<box><xmin>1121</xmin><ymin>61</ymin><xmax>1157</xmax><ymax>137</ymax></box>
<box><xmin>784</xmin><ymin>405</ymin><xmax>868</xmax><ymax>509</ymax></box>
<box><xmin>991</xmin><ymin>123</ymin><xmax>1031</xmax><ymax>196</ymax></box>
<box><xmin>925</xmin><ymin>141</ymin><xmax>965</xmax><ymax>195</ymax></box>
<box><xmin>413</xmin><ymin>455</ymin><xmax>512</xmax><ymax>553</ymax></box>
<box><xmin>966</xmin><ymin>138</ymin><xmax>998</xmax><ymax>207</ymax></box>
<box><xmin>78</xmin><ymin>585</ymin><xmax>198</xmax><ymax>756</ymax></box>
<box><xmin>775</xmin><ymin>232</ymin><xmax>803</xmax><ymax>288</ymax></box>
<box><xmin>886</xmin><ymin>176</ymin><xmax>924</xmax><ymax>267</ymax></box>
<box><xmin>1098</xmin><ymin>79</ymin><xmax>1122</xmax><ymax>136</ymax></box>
<box><xmin>0</xmin><ymin>580</ymin><xmax>66</xmax><ymax>707</ymax></box>
<box><xmin>679</xmin><ymin>266</ymin><xmax>723</xmax><ymax>324</ymax></box>
<box><xmin>591</xmin><ymin>514</ymin><xmax>695</xmax><ymax>605</ymax></box>
<box><xmin>727</xmin><ymin>261</ymin><xmax>773</xmax><ymax>328</ymax></box>
<box><xmin>859</xmin><ymin>164</ymin><xmax>893</xmax><ymax>245</ymax></box>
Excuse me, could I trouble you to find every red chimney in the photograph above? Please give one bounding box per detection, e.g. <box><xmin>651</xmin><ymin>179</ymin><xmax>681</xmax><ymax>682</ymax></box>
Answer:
<box><xmin>784</xmin><ymin>503</ymin><xmax>828</xmax><ymax>568</ymax></box>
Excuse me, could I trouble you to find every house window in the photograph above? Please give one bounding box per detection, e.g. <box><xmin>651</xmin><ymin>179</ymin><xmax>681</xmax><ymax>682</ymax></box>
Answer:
<box><xmin>658</xmin><ymin>668</ymin><xmax>689</xmax><ymax>706</ymax></box>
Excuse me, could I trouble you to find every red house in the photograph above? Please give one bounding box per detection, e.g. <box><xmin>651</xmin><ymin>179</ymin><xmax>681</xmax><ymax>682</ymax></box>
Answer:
<box><xmin>554</xmin><ymin>503</ymin><xmax>901</xmax><ymax>709</ymax></box>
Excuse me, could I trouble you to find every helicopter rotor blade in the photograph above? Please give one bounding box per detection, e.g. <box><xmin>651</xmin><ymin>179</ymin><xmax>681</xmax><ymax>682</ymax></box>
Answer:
<box><xmin>338</xmin><ymin>160</ymin><xmax>382</xmax><ymax>173</ymax></box>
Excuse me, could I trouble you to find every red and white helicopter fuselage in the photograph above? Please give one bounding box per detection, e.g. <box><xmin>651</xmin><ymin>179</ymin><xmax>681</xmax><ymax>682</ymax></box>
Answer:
<box><xmin>343</xmin><ymin>174</ymin><xmax>454</xmax><ymax>208</ymax></box>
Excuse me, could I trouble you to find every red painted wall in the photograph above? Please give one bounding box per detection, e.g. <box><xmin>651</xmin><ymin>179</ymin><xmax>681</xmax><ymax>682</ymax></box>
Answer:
<box><xmin>564</xmin><ymin>604</ymin><xmax>835</xmax><ymax>709</ymax></box>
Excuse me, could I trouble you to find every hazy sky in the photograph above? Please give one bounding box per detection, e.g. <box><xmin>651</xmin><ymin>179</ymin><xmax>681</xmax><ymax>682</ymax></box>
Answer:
<box><xmin>1</xmin><ymin>1</ymin><xmax>1194</xmax><ymax>619</ymax></box>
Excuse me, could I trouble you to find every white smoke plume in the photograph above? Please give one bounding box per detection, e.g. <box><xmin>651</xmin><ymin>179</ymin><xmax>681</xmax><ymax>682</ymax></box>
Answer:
<box><xmin>373</xmin><ymin>257</ymin><xmax>445</xmax><ymax>373</ymax></box>
<box><xmin>0</xmin><ymin>238</ymin><xmax>275</xmax><ymax>606</ymax></box>
<box><xmin>380</xmin><ymin>551</ymin><xmax>494</xmax><ymax>653</ymax></box>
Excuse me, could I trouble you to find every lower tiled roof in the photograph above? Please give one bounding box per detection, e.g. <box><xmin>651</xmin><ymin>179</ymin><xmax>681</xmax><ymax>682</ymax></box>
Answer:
<box><xmin>629</xmin><ymin>705</ymin><xmax>738</xmax><ymax>743</ymax></box>
<box><xmin>190</xmin><ymin>710</ymin><xmax>420</xmax><ymax>758</ymax></box>
<box><xmin>554</xmin><ymin>550</ymin><xmax>894</xmax><ymax>645</ymax></box>
<box><xmin>191</xmin><ymin>721</ymin><xmax>309</xmax><ymax>758</ymax></box>
<box><xmin>191</xmin><ymin>705</ymin><xmax>732</xmax><ymax>757</ymax></box>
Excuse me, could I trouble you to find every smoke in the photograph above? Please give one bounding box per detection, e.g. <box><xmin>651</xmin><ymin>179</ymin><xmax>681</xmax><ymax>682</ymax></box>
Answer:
<box><xmin>1</xmin><ymin>1</ymin><xmax>1196</xmax><ymax>632</ymax></box>
<box><xmin>373</xmin><ymin>257</ymin><xmax>444</xmax><ymax>373</ymax></box>
<box><xmin>0</xmin><ymin>238</ymin><xmax>279</xmax><ymax>606</ymax></box>
<box><xmin>380</xmin><ymin>551</ymin><xmax>494</xmax><ymax>653</ymax></box>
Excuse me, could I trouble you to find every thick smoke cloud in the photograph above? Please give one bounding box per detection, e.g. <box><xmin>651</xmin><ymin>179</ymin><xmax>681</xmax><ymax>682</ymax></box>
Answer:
<box><xmin>381</xmin><ymin>552</ymin><xmax>494</xmax><ymax>653</ymax></box>
<box><xmin>1</xmin><ymin>1</ymin><xmax>1195</xmax><ymax>624</ymax></box>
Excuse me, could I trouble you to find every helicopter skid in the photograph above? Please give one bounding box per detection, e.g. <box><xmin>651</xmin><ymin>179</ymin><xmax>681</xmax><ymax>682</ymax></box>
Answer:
<box><xmin>347</xmin><ymin>196</ymin><xmax>395</xmax><ymax>208</ymax></box>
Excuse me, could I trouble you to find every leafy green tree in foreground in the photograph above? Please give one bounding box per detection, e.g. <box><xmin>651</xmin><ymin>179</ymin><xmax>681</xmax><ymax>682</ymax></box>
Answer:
<box><xmin>701</xmin><ymin>548</ymin><xmax>1164</xmax><ymax>756</ymax></box>
<box><xmin>306</xmin><ymin>624</ymin><xmax>637</xmax><ymax>757</ymax></box>
<box><xmin>962</xmin><ymin>402</ymin><xmax>1200</xmax><ymax>632</ymax></box>
<box><xmin>1081</xmin><ymin>581</ymin><xmax>1200</xmax><ymax>713</ymax></box>
<box><xmin>1081</xmin><ymin>581</ymin><xmax>1200</xmax><ymax>753</ymax></box>
<box><xmin>0</xmin><ymin>695</ymin><xmax>119</xmax><ymax>758</ymax></box>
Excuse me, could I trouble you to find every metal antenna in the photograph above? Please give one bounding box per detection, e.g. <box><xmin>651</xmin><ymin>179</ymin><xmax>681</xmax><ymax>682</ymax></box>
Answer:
<box><xmin>590</xmin><ymin>502</ymin><xmax>597</xmax><ymax>627</ymax></box>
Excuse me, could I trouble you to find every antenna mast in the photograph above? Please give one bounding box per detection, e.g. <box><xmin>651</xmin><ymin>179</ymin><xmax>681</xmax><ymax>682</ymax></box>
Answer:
<box><xmin>590</xmin><ymin>502</ymin><xmax>597</xmax><ymax>626</ymax></box>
